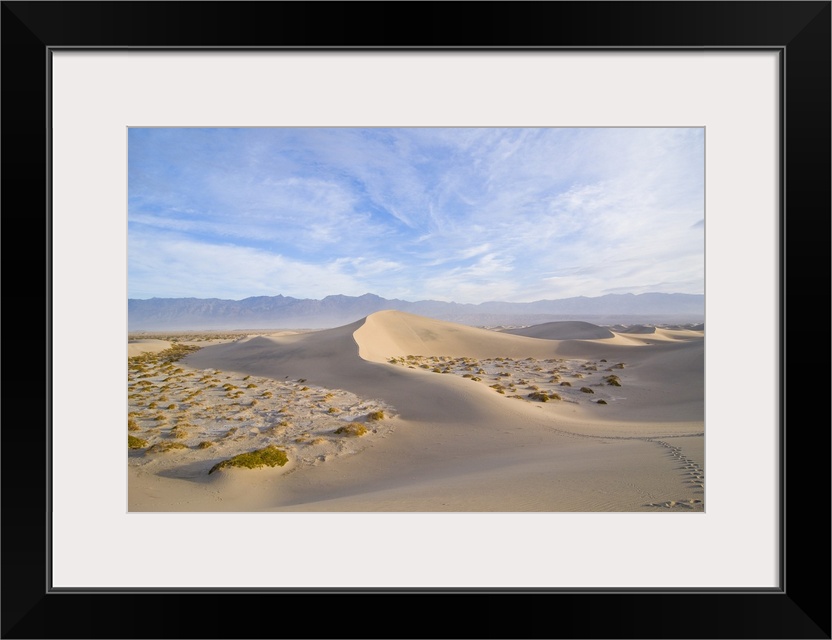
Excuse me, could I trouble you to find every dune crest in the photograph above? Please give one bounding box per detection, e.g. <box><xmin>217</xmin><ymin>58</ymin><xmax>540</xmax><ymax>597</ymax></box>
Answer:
<box><xmin>353</xmin><ymin>310</ymin><xmax>563</xmax><ymax>363</ymax></box>
<box><xmin>501</xmin><ymin>320</ymin><xmax>614</xmax><ymax>341</ymax></box>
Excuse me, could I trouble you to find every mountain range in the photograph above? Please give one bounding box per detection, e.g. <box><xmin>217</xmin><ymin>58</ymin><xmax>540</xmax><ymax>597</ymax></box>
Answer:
<box><xmin>127</xmin><ymin>292</ymin><xmax>705</xmax><ymax>331</ymax></box>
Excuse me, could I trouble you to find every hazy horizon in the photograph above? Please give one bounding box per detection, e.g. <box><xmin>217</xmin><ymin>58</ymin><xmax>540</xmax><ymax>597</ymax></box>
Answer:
<box><xmin>129</xmin><ymin>127</ymin><xmax>704</xmax><ymax>302</ymax></box>
<box><xmin>128</xmin><ymin>290</ymin><xmax>703</xmax><ymax>303</ymax></box>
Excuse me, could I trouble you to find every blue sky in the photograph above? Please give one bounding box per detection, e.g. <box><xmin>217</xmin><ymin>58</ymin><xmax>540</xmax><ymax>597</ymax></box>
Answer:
<box><xmin>128</xmin><ymin>127</ymin><xmax>704</xmax><ymax>303</ymax></box>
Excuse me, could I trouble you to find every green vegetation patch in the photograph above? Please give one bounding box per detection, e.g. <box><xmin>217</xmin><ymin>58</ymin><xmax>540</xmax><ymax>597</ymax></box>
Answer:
<box><xmin>128</xmin><ymin>435</ymin><xmax>148</xmax><ymax>449</ymax></box>
<box><xmin>334</xmin><ymin>422</ymin><xmax>368</xmax><ymax>437</ymax></box>
<box><xmin>146</xmin><ymin>441</ymin><xmax>188</xmax><ymax>454</ymax></box>
<box><xmin>209</xmin><ymin>445</ymin><xmax>289</xmax><ymax>474</ymax></box>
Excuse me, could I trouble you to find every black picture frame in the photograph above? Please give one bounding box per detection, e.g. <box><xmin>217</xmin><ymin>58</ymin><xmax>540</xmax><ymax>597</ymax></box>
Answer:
<box><xmin>2</xmin><ymin>2</ymin><xmax>829</xmax><ymax>638</ymax></box>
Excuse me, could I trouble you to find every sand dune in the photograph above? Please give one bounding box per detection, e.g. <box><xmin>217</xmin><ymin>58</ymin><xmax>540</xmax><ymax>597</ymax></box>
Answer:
<box><xmin>128</xmin><ymin>310</ymin><xmax>704</xmax><ymax>512</ymax></box>
<box><xmin>500</xmin><ymin>320</ymin><xmax>614</xmax><ymax>340</ymax></box>
<box><xmin>128</xmin><ymin>338</ymin><xmax>172</xmax><ymax>357</ymax></box>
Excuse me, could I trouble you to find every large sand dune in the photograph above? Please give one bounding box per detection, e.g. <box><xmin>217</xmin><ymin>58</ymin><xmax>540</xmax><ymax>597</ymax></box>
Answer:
<box><xmin>500</xmin><ymin>320</ymin><xmax>614</xmax><ymax>340</ymax></box>
<box><xmin>128</xmin><ymin>310</ymin><xmax>704</xmax><ymax>512</ymax></box>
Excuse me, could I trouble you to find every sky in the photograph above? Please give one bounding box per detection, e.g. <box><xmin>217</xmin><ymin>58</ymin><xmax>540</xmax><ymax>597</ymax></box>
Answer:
<box><xmin>128</xmin><ymin>127</ymin><xmax>704</xmax><ymax>303</ymax></box>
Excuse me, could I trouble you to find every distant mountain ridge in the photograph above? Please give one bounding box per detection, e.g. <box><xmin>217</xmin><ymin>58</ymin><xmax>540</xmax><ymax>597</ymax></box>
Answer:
<box><xmin>128</xmin><ymin>292</ymin><xmax>704</xmax><ymax>331</ymax></box>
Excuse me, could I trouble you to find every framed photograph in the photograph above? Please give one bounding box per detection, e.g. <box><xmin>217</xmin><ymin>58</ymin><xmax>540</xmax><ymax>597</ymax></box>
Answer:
<box><xmin>3</xmin><ymin>2</ymin><xmax>829</xmax><ymax>638</ymax></box>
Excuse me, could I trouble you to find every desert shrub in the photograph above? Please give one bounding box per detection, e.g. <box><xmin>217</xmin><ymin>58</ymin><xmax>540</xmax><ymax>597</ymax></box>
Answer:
<box><xmin>327</xmin><ymin>407</ymin><xmax>340</xmax><ymax>414</ymax></box>
<box><xmin>334</xmin><ymin>423</ymin><xmax>368</xmax><ymax>437</ymax></box>
<box><xmin>250</xmin><ymin>399</ymin><xmax>259</xmax><ymax>407</ymax></box>
<box><xmin>560</xmin><ymin>381</ymin><xmax>572</xmax><ymax>387</ymax></box>
<box><xmin>223</xmin><ymin>427</ymin><xmax>238</xmax><ymax>438</ymax></box>
<box><xmin>471</xmin><ymin>376</ymin><xmax>482</xmax><ymax>382</ymax></box>
<box><xmin>261</xmin><ymin>391</ymin><xmax>273</xmax><ymax>398</ymax></box>
<box><xmin>197</xmin><ymin>440</ymin><xmax>214</xmax><ymax>449</ymax></box>
<box><xmin>208</xmin><ymin>445</ymin><xmax>288</xmax><ymax>474</ymax></box>
<box><xmin>603</xmin><ymin>375</ymin><xmax>622</xmax><ymax>386</ymax></box>
<box><xmin>580</xmin><ymin>387</ymin><xmax>594</xmax><ymax>394</ymax></box>
<box><xmin>128</xmin><ymin>435</ymin><xmax>148</xmax><ymax>449</ymax></box>
<box><xmin>300</xmin><ymin>386</ymin><xmax>309</xmax><ymax>391</ymax></box>
<box><xmin>146</xmin><ymin>441</ymin><xmax>188</xmax><ymax>453</ymax></box>
<box><xmin>243</xmin><ymin>375</ymin><xmax>251</xmax><ymax>381</ymax></box>
<box><xmin>128</xmin><ymin>418</ymin><xmax>140</xmax><ymax>432</ymax></box>
<box><xmin>246</xmin><ymin>383</ymin><xmax>257</xmax><ymax>389</ymax></box>
<box><xmin>596</xmin><ymin>400</ymin><xmax>608</xmax><ymax>405</ymax></box>
<box><xmin>572</xmin><ymin>373</ymin><xmax>584</xmax><ymax>379</ymax></box>
<box><xmin>166</xmin><ymin>404</ymin><xmax>177</xmax><ymax>410</ymax></box>
<box><xmin>462</xmin><ymin>374</ymin><xmax>473</xmax><ymax>379</ymax></box>
<box><xmin>528</xmin><ymin>391</ymin><xmax>561</xmax><ymax>402</ymax></box>
<box><xmin>600</xmin><ymin>359</ymin><xmax>607</xmax><ymax>363</ymax></box>
<box><xmin>367</xmin><ymin>410</ymin><xmax>385</xmax><ymax>421</ymax></box>
<box><xmin>169</xmin><ymin>427</ymin><xmax>188</xmax><ymax>439</ymax></box>
<box><xmin>310</xmin><ymin>437</ymin><xmax>327</xmax><ymax>445</ymax></box>
<box><xmin>613</xmin><ymin>363</ymin><xmax>626</xmax><ymax>369</ymax></box>
<box><xmin>147</xmin><ymin>402</ymin><xmax>158</xmax><ymax>409</ymax></box>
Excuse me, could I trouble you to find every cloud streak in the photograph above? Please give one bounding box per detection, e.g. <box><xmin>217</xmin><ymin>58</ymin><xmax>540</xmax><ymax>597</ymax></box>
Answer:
<box><xmin>129</xmin><ymin>127</ymin><xmax>704</xmax><ymax>303</ymax></box>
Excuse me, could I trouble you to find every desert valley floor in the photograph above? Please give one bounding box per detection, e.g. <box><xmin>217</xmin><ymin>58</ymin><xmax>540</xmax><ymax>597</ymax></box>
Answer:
<box><xmin>127</xmin><ymin>310</ymin><xmax>704</xmax><ymax>512</ymax></box>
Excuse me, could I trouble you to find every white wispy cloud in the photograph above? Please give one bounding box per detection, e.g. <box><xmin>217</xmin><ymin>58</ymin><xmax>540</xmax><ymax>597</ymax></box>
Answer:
<box><xmin>129</xmin><ymin>127</ymin><xmax>704</xmax><ymax>302</ymax></box>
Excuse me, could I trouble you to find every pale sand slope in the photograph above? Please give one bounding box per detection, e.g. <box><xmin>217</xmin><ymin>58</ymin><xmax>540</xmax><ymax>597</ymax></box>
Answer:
<box><xmin>500</xmin><ymin>320</ymin><xmax>614</xmax><ymax>340</ymax></box>
<box><xmin>129</xmin><ymin>310</ymin><xmax>704</xmax><ymax>512</ymax></box>
<box><xmin>128</xmin><ymin>339</ymin><xmax>172</xmax><ymax>357</ymax></box>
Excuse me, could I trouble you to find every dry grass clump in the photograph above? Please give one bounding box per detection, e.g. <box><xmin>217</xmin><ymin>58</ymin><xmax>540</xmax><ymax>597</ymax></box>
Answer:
<box><xmin>603</xmin><ymin>375</ymin><xmax>622</xmax><ymax>387</ymax></box>
<box><xmin>146</xmin><ymin>441</ymin><xmax>188</xmax><ymax>454</ymax></box>
<box><xmin>559</xmin><ymin>381</ymin><xmax>572</xmax><ymax>387</ymax></box>
<box><xmin>208</xmin><ymin>445</ymin><xmax>288</xmax><ymax>474</ymax></box>
<box><xmin>128</xmin><ymin>435</ymin><xmax>148</xmax><ymax>449</ymax></box>
<box><xmin>527</xmin><ymin>391</ymin><xmax>561</xmax><ymax>402</ymax></box>
<box><xmin>366</xmin><ymin>410</ymin><xmax>385</xmax><ymax>421</ymax></box>
<box><xmin>334</xmin><ymin>423</ymin><xmax>368</xmax><ymax>437</ymax></box>
<box><xmin>580</xmin><ymin>387</ymin><xmax>595</xmax><ymax>394</ymax></box>
<box><xmin>197</xmin><ymin>441</ymin><xmax>214</xmax><ymax>449</ymax></box>
<box><xmin>128</xmin><ymin>418</ymin><xmax>140</xmax><ymax>432</ymax></box>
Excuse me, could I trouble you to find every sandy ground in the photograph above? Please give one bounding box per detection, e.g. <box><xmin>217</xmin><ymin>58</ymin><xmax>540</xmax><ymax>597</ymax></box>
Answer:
<box><xmin>128</xmin><ymin>311</ymin><xmax>704</xmax><ymax>512</ymax></box>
